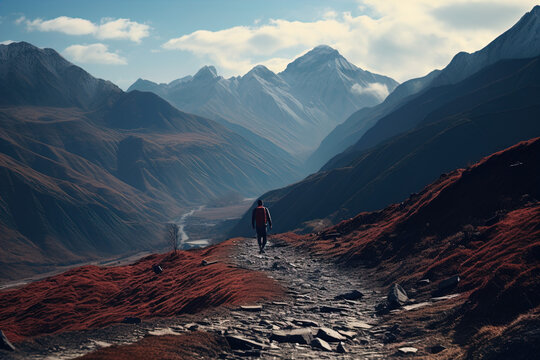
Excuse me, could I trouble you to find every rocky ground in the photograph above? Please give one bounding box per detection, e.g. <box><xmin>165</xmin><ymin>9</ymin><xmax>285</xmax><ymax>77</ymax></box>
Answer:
<box><xmin>1</xmin><ymin>237</ymin><xmax>431</xmax><ymax>359</ymax></box>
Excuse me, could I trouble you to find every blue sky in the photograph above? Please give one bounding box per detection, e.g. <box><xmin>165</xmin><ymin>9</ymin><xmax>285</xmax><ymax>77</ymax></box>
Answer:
<box><xmin>1</xmin><ymin>0</ymin><xmax>537</xmax><ymax>89</ymax></box>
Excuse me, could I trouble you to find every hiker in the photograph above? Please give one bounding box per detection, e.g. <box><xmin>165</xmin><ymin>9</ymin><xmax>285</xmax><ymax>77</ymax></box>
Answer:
<box><xmin>252</xmin><ymin>199</ymin><xmax>272</xmax><ymax>254</ymax></box>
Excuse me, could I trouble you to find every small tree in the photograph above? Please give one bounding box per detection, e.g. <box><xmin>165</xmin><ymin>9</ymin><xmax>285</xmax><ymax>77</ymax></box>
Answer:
<box><xmin>166</xmin><ymin>223</ymin><xmax>180</xmax><ymax>253</ymax></box>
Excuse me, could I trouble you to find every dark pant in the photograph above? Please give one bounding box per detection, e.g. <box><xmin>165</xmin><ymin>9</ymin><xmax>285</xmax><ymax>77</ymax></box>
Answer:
<box><xmin>256</xmin><ymin>226</ymin><xmax>267</xmax><ymax>250</ymax></box>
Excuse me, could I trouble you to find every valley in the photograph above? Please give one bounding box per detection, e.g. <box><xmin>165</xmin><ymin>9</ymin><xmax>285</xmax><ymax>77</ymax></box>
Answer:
<box><xmin>0</xmin><ymin>3</ymin><xmax>539</xmax><ymax>359</ymax></box>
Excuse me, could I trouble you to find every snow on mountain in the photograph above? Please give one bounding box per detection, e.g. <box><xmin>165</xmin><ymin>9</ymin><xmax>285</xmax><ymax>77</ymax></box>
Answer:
<box><xmin>309</xmin><ymin>5</ymin><xmax>540</xmax><ymax>170</ymax></box>
<box><xmin>128</xmin><ymin>46</ymin><xmax>399</xmax><ymax>157</ymax></box>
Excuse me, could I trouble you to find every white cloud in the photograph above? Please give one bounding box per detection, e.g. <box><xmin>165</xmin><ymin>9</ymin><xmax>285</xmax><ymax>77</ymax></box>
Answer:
<box><xmin>162</xmin><ymin>0</ymin><xmax>537</xmax><ymax>81</ymax></box>
<box><xmin>351</xmin><ymin>83</ymin><xmax>389</xmax><ymax>101</ymax></box>
<box><xmin>1</xmin><ymin>40</ymin><xmax>15</xmax><ymax>45</ymax></box>
<box><xmin>63</xmin><ymin>43</ymin><xmax>127</xmax><ymax>65</ymax></box>
<box><xmin>20</xmin><ymin>16</ymin><xmax>150</xmax><ymax>43</ymax></box>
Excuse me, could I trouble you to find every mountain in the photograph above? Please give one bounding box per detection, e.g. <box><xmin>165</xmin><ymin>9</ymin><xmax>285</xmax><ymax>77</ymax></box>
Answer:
<box><xmin>0</xmin><ymin>42</ymin><xmax>302</xmax><ymax>281</ymax></box>
<box><xmin>309</xmin><ymin>5</ymin><xmax>540</xmax><ymax>170</ymax></box>
<box><xmin>128</xmin><ymin>45</ymin><xmax>399</xmax><ymax>157</ymax></box>
<box><xmin>230</xmin><ymin>54</ymin><xmax>540</xmax><ymax>235</ymax></box>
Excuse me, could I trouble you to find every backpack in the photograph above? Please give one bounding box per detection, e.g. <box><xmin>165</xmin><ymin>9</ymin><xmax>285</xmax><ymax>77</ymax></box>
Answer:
<box><xmin>254</xmin><ymin>206</ymin><xmax>267</xmax><ymax>227</ymax></box>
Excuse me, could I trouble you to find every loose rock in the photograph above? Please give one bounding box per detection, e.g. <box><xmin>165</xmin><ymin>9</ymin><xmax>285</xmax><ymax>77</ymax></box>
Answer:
<box><xmin>270</xmin><ymin>328</ymin><xmax>313</xmax><ymax>344</ymax></box>
<box><xmin>311</xmin><ymin>337</ymin><xmax>332</xmax><ymax>351</ymax></box>
<box><xmin>225</xmin><ymin>335</ymin><xmax>266</xmax><ymax>350</ymax></box>
<box><xmin>387</xmin><ymin>284</ymin><xmax>408</xmax><ymax>308</ymax></box>
<box><xmin>334</xmin><ymin>290</ymin><xmax>364</xmax><ymax>301</ymax></box>
<box><xmin>398</xmin><ymin>347</ymin><xmax>418</xmax><ymax>354</ymax></box>
<box><xmin>317</xmin><ymin>327</ymin><xmax>346</xmax><ymax>342</ymax></box>
<box><xmin>0</xmin><ymin>330</ymin><xmax>15</xmax><ymax>351</ymax></box>
<box><xmin>336</xmin><ymin>342</ymin><xmax>348</xmax><ymax>353</ymax></box>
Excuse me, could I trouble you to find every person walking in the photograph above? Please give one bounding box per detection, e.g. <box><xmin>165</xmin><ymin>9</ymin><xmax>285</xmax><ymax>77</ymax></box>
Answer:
<box><xmin>252</xmin><ymin>199</ymin><xmax>272</xmax><ymax>254</ymax></box>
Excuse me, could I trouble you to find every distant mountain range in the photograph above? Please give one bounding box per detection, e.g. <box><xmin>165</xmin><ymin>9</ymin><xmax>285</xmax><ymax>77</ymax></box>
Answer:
<box><xmin>309</xmin><ymin>5</ymin><xmax>540</xmax><ymax>170</ymax></box>
<box><xmin>128</xmin><ymin>45</ymin><xmax>399</xmax><ymax>158</ymax></box>
<box><xmin>0</xmin><ymin>42</ymin><xmax>302</xmax><ymax>280</ymax></box>
<box><xmin>231</xmin><ymin>6</ymin><xmax>540</xmax><ymax>235</ymax></box>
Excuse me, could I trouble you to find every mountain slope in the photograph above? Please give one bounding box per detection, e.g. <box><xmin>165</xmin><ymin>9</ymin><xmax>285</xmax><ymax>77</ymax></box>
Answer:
<box><xmin>310</xmin><ymin>5</ymin><xmax>540</xmax><ymax>170</ymax></box>
<box><xmin>230</xmin><ymin>55</ymin><xmax>540</xmax><ymax>235</ymax></box>
<box><xmin>0</xmin><ymin>42</ymin><xmax>302</xmax><ymax>281</ymax></box>
<box><xmin>278</xmin><ymin>137</ymin><xmax>540</xmax><ymax>359</ymax></box>
<box><xmin>128</xmin><ymin>46</ymin><xmax>398</xmax><ymax>157</ymax></box>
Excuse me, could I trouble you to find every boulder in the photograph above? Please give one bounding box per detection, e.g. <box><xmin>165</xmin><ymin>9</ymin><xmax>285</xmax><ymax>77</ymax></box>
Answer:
<box><xmin>387</xmin><ymin>284</ymin><xmax>408</xmax><ymax>308</ymax></box>
<box><xmin>317</xmin><ymin>327</ymin><xmax>346</xmax><ymax>342</ymax></box>
<box><xmin>225</xmin><ymin>335</ymin><xmax>266</xmax><ymax>350</ymax></box>
<box><xmin>270</xmin><ymin>328</ymin><xmax>313</xmax><ymax>344</ymax></box>
<box><xmin>311</xmin><ymin>337</ymin><xmax>332</xmax><ymax>351</ymax></box>
<box><xmin>0</xmin><ymin>330</ymin><xmax>15</xmax><ymax>351</ymax></box>
<box><xmin>334</xmin><ymin>290</ymin><xmax>364</xmax><ymax>301</ymax></box>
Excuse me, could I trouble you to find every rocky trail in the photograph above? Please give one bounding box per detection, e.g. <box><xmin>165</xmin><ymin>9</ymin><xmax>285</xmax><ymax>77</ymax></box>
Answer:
<box><xmin>3</xmin><ymin>237</ymin><xmax>395</xmax><ymax>359</ymax></box>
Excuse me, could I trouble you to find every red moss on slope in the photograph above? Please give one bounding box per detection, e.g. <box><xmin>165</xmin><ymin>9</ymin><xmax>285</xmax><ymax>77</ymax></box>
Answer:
<box><xmin>279</xmin><ymin>137</ymin><xmax>540</xmax><ymax>330</ymax></box>
<box><xmin>77</xmin><ymin>332</ymin><xmax>229</xmax><ymax>360</ymax></box>
<box><xmin>0</xmin><ymin>238</ymin><xmax>281</xmax><ymax>342</ymax></box>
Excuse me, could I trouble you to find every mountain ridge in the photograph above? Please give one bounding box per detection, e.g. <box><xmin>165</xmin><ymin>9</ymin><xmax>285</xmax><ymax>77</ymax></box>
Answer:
<box><xmin>128</xmin><ymin>45</ymin><xmax>399</xmax><ymax>157</ymax></box>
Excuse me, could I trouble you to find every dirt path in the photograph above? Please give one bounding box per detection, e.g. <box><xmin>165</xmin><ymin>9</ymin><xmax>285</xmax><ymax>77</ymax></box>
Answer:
<box><xmin>3</xmin><ymin>237</ymin><xmax>388</xmax><ymax>359</ymax></box>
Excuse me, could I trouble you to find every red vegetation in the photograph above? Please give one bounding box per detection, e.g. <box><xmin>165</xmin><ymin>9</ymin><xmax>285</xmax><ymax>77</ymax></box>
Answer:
<box><xmin>279</xmin><ymin>138</ymin><xmax>540</xmax><ymax>336</ymax></box>
<box><xmin>0</xmin><ymin>238</ymin><xmax>282</xmax><ymax>342</ymax></box>
<box><xmin>77</xmin><ymin>332</ymin><xmax>229</xmax><ymax>360</ymax></box>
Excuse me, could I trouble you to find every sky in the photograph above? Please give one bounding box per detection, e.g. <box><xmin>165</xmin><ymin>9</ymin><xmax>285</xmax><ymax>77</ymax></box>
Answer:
<box><xmin>1</xmin><ymin>0</ymin><xmax>538</xmax><ymax>89</ymax></box>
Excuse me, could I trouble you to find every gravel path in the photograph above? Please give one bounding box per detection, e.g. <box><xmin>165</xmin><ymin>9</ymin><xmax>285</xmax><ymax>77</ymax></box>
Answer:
<box><xmin>2</xmin><ymin>237</ymin><xmax>389</xmax><ymax>359</ymax></box>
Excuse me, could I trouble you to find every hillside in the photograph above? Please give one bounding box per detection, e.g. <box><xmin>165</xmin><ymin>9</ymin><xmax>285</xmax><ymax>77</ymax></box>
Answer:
<box><xmin>230</xmin><ymin>54</ymin><xmax>540</xmax><ymax>235</ymax></box>
<box><xmin>0</xmin><ymin>239</ymin><xmax>281</xmax><ymax>343</ymax></box>
<box><xmin>310</xmin><ymin>5</ymin><xmax>540</xmax><ymax>170</ymax></box>
<box><xmin>0</xmin><ymin>42</ymin><xmax>303</xmax><ymax>281</ymax></box>
<box><xmin>128</xmin><ymin>45</ymin><xmax>398</xmax><ymax>157</ymax></box>
<box><xmin>279</xmin><ymin>137</ymin><xmax>540</xmax><ymax>359</ymax></box>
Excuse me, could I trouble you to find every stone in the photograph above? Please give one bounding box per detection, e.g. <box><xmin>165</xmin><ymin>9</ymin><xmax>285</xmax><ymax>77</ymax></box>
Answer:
<box><xmin>201</xmin><ymin>259</ymin><xmax>218</xmax><ymax>266</ymax></box>
<box><xmin>317</xmin><ymin>327</ymin><xmax>346</xmax><ymax>342</ymax></box>
<box><xmin>336</xmin><ymin>342</ymin><xmax>348</xmax><ymax>353</ymax></box>
<box><xmin>270</xmin><ymin>328</ymin><xmax>313</xmax><ymax>344</ymax></box>
<box><xmin>271</xmin><ymin>262</ymin><xmax>287</xmax><ymax>270</ymax></box>
<box><xmin>152</xmin><ymin>264</ymin><xmax>163</xmax><ymax>274</ymax></box>
<box><xmin>417</xmin><ymin>279</ymin><xmax>430</xmax><ymax>286</ymax></box>
<box><xmin>387</xmin><ymin>283</ymin><xmax>408</xmax><ymax>308</ymax></box>
<box><xmin>319</xmin><ymin>305</ymin><xmax>344</xmax><ymax>313</ymax></box>
<box><xmin>431</xmin><ymin>344</ymin><xmax>447</xmax><ymax>354</ymax></box>
<box><xmin>122</xmin><ymin>317</ymin><xmax>141</xmax><ymax>324</ymax></box>
<box><xmin>334</xmin><ymin>290</ymin><xmax>364</xmax><ymax>301</ymax></box>
<box><xmin>398</xmin><ymin>347</ymin><xmax>418</xmax><ymax>354</ymax></box>
<box><xmin>346</xmin><ymin>320</ymin><xmax>372</xmax><ymax>330</ymax></box>
<box><xmin>0</xmin><ymin>330</ymin><xmax>15</xmax><ymax>351</ymax></box>
<box><xmin>292</xmin><ymin>319</ymin><xmax>320</xmax><ymax>327</ymax></box>
<box><xmin>225</xmin><ymin>335</ymin><xmax>266</xmax><ymax>350</ymax></box>
<box><xmin>311</xmin><ymin>337</ymin><xmax>332</xmax><ymax>351</ymax></box>
<box><xmin>185</xmin><ymin>323</ymin><xmax>199</xmax><ymax>331</ymax></box>
<box><xmin>337</xmin><ymin>330</ymin><xmax>356</xmax><ymax>339</ymax></box>
<box><xmin>438</xmin><ymin>275</ymin><xmax>460</xmax><ymax>292</ymax></box>
<box><xmin>240</xmin><ymin>305</ymin><xmax>263</xmax><ymax>312</ymax></box>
